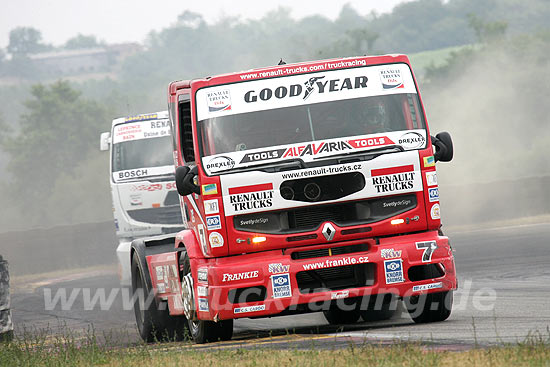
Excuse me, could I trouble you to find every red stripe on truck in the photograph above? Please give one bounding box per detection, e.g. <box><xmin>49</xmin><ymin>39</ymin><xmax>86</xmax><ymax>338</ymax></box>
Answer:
<box><xmin>371</xmin><ymin>164</ymin><xmax>414</xmax><ymax>177</ymax></box>
<box><xmin>229</xmin><ymin>183</ymin><xmax>274</xmax><ymax>195</ymax></box>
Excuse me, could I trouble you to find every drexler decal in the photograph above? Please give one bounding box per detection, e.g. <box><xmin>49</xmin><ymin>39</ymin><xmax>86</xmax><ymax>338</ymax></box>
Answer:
<box><xmin>371</xmin><ymin>165</ymin><xmax>416</xmax><ymax>194</ymax></box>
<box><xmin>228</xmin><ymin>183</ymin><xmax>274</xmax><ymax>212</ymax></box>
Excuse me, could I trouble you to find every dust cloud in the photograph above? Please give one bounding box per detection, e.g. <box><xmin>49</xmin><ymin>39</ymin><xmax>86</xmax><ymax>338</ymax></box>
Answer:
<box><xmin>421</xmin><ymin>41</ymin><xmax>550</xmax><ymax>225</ymax></box>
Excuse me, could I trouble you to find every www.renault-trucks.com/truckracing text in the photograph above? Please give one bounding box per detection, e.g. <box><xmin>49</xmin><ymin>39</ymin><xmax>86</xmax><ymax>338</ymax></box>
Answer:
<box><xmin>128</xmin><ymin>55</ymin><xmax>456</xmax><ymax>343</ymax></box>
<box><xmin>100</xmin><ymin>111</ymin><xmax>184</xmax><ymax>286</ymax></box>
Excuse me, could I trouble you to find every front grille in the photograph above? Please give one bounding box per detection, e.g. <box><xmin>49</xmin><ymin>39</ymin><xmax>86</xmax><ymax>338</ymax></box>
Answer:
<box><xmin>291</xmin><ymin>205</ymin><xmax>350</xmax><ymax>228</ymax></box>
<box><xmin>291</xmin><ymin>243</ymin><xmax>369</xmax><ymax>260</ymax></box>
<box><xmin>127</xmin><ymin>205</ymin><xmax>183</xmax><ymax>225</ymax></box>
<box><xmin>296</xmin><ymin>263</ymin><xmax>375</xmax><ymax>293</ymax></box>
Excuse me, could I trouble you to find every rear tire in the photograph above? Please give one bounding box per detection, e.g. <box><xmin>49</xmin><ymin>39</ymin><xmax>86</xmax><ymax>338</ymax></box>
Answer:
<box><xmin>180</xmin><ymin>251</ymin><xmax>233</xmax><ymax>343</ymax></box>
<box><xmin>131</xmin><ymin>252</ymin><xmax>187</xmax><ymax>342</ymax></box>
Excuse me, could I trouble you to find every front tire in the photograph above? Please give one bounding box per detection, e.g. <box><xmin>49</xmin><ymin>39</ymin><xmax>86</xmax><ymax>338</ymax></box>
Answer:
<box><xmin>405</xmin><ymin>290</ymin><xmax>453</xmax><ymax>323</ymax></box>
<box><xmin>180</xmin><ymin>251</ymin><xmax>233</xmax><ymax>343</ymax></box>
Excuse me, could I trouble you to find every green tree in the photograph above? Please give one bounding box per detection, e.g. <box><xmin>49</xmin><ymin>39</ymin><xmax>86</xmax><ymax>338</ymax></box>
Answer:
<box><xmin>467</xmin><ymin>13</ymin><xmax>508</xmax><ymax>43</ymax></box>
<box><xmin>0</xmin><ymin>80</ymin><xmax>111</xmax><ymax>223</ymax></box>
<box><xmin>64</xmin><ymin>34</ymin><xmax>102</xmax><ymax>49</ymax></box>
<box><xmin>7</xmin><ymin>27</ymin><xmax>51</xmax><ymax>56</ymax></box>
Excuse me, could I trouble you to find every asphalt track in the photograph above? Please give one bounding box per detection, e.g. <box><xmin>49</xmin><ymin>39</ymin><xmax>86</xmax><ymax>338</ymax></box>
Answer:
<box><xmin>9</xmin><ymin>222</ymin><xmax>550</xmax><ymax>350</ymax></box>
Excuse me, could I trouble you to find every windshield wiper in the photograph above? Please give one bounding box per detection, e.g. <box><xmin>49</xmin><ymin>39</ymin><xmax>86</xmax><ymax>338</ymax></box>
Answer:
<box><xmin>313</xmin><ymin>145</ymin><xmax>405</xmax><ymax>162</ymax></box>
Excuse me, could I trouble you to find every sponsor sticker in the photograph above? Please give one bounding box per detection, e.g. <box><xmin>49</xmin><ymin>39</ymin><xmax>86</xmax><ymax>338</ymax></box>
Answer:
<box><xmin>222</xmin><ymin>270</ymin><xmax>259</xmax><ymax>282</ymax></box>
<box><xmin>206</xmin><ymin>156</ymin><xmax>235</xmax><ymax>173</ymax></box>
<box><xmin>412</xmin><ymin>282</ymin><xmax>443</xmax><ymax>292</ymax></box>
<box><xmin>379</xmin><ymin>68</ymin><xmax>404</xmax><ymax>89</ymax></box>
<box><xmin>197</xmin><ymin>285</ymin><xmax>208</xmax><ymax>297</ymax></box>
<box><xmin>428</xmin><ymin>187</ymin><xmax>439</xmax><ymax>202</ymax></box>
<box><xmin>206</xmin><ymin>215</ymin><xmax>221</xmax><ymax>230</ymax></box>
<box><xmin>268</xmin><ymin>263</ymin><xmax>290</xmax><ymax>274</ymax></box>
<box><xmin>398</xmin><ymin>132</ymin><xmax>426</xmax><ymax>149</ymax></box>
<box><xmin>431</xmin><ymin>203</ymin><xmax>441</xmax><ymax>220</ymax></box>
<box><xmin>129</xmin><ymin>194</ymin><xmax>142</xmax><ymax>206</ymax></box>
<box><xmin>271</xmin><ymin>273</ymin><xmax>292</xmax><ymax>299</ymax></box>
<box><xmin>155</xmin><ymin>266</ymin><xmax>164</xmax><ymax>282</ymax></box>
<box><xmin>234</xmin><ymin>304</ymin><xmax>266</xmax><ymax>314</ymax></box>
<box><xmin>423</xmin><ymin>155</ymin><xmax>435</xmax><ymax>167</ymax></box>
<box><xmin>202</xmin><ymin>183</ymin><xmax>218</xmax><ymax>195</ymax></box>
<box><xmin>197</xmin><ymin>268</ymin><xmax>208</xmax><ymax>283</ymax></box>
<box><xmin>198</xmin><ymin>298</ymin><xmax>209</xmax><ymax>312</ymax></box>
<box><xmin>206</xmin><ymin>89</ymin><xmax>232</xmax><ymax>112</ymax></box>
<box><xmin>416</xmin><ymin>241</ymin><xmax>438</xmax><ymax>262</ymax></box>
<box><xmin>380</xmin><ymin>248</ymin><xmax>402</xmax><ymax>259</ymax></box>
<box><xmin>197</xmin><ymin>224</ymin><xmax>207</xmax><ymax>253</ymax></box>
<box><xmin>371</xmin><ymin>165</ymin><xmax>416</xmax><ymax>194</ymax></box>
<box><xmin>203</xmin><ymin>199</ymin><xmax>219</xmax><ymax>214</ymax></box>
<box><xmin>384</xmin><ymin>259</ymin><xmax>405</xmax><ymax>284</ymax></box>
<box><xmin>331</xmin><ymin>290</ymin><xmax>350</xmax><ymax>300</ymax></box>
<box><xmin>208</xmin><ymin>231</ymin><xmax>224</xmax><ymax>248</ymax></box>
<box><xmin>425</xmin><ymin>171</ymin><xmax>437</xmax><ymax>186</ymax></box>
<box><xmin>228</xmin><ymin>183</ymin><xmax>274</xmax><ymax>213</ymax></box>
<box><xmin>113</xmin><ymin>118</ymin><xmax>170</xmax><ymax>144</ymax></box>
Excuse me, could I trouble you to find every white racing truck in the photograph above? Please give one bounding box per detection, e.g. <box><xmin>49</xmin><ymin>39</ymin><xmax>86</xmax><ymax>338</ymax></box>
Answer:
<box><xmin>100</xmin><ymin>111</ymin><xmax>184</xmax><ymax>285</ymax></box>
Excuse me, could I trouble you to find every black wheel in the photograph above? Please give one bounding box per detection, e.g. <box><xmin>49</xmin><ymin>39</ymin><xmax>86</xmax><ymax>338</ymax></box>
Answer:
<box><xmin>188</xmin><ymin>318</ymin><xmax>234</xmax><ymax>343</ymax></box>
<box><xmin>323</xmin><ymin>299</ymin><xmax>361</xmax><ymax>325</ymax></box>
<box><xmin>360</xmin><ymin>294</ymin><xmax>398</xmax><ymax>322</ymax></box>
<box><xmin>180</xmin><ymin>251</ymin><xmax>233</xmax><ymax>343</ymax></box>
<box><xmin>131</xmin><ymin>252</ymin><xmax>187</xmax><ymax>342</ymax></box>
<box><xmin>405</xmin><ymin>290</ymin><xmax>453</xmax><ymax>323</ymax></box>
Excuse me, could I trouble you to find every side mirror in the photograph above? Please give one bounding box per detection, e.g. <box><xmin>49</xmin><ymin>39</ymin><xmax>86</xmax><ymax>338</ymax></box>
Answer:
<box><xmin>431</xmin><ymin>132</ymin><xmax>453</xmax><ymax>162</ymax></box>
<box><xmin>175</xmin><ymin>166</ymin><xmax>200</xmax><ymax>196</ymax></box>
<box><xmin>100</xmin><ymin>132</ymin><xmax>111</xmax><ymax>151</ymax></box>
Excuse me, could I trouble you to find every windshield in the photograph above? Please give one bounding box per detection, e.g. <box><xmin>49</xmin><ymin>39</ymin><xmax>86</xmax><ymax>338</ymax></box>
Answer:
<box><xmin>201</xmin><ymin>93</ymin><xmax>424</xmax><ymax>156</ymax></box>
<box><xmin>112</xmin><ymin>135</ymin><xmax>173</xmax><ymax>172</ymax></box>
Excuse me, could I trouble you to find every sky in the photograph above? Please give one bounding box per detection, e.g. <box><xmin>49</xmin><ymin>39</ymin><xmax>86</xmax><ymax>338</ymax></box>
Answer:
<box><xmin>0</xmin><ymin>0</ymin><xmax>412</xmax><ymax>48</ymax></box>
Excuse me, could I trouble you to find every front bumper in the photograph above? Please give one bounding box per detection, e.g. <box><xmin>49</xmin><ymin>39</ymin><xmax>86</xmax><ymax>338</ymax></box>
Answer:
<box><xmin>192</xmin><ymin>230</ymin><xmax>457</xmax><ymax>320</ymax></box>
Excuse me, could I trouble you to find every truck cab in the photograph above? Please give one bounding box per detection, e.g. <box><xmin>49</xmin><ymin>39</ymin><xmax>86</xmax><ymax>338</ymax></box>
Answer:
<box><xmin>100</xmin><ymin>111</ymin><xmax>184</xmax><ymax>285</ymax></box>
<box><xmin>130</xmin><ymin>55</ymin><xmax>456</xmax><ymax>343</ymax></box>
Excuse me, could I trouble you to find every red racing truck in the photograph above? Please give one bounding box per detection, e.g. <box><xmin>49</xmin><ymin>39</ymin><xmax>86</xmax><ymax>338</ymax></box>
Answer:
<box><xmin>130</xmin><ymin>54</ymin><xmax>456</xmax><ymax>343</ymax></box>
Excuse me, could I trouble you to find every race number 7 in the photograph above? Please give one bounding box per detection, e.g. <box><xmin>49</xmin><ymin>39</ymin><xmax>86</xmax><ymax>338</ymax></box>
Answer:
<box><xmin>416</xmin><ymin>241</ymin><xmax>438</xmax><ymax>262</ymax></box>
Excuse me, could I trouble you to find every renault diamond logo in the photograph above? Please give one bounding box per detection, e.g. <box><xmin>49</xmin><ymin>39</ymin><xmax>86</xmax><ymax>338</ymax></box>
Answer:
<box><xmin>322</xmin><ymin>223</ymin><xmax>336</xmax><ymax>241</ymax></box>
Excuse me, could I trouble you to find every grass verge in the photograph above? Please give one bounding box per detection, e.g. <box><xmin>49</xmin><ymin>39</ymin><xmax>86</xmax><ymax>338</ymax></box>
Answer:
<box><xmin>1</xmin><ymin>329</ymin><xmax>549</xmax><ymax>367</ymax></box>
